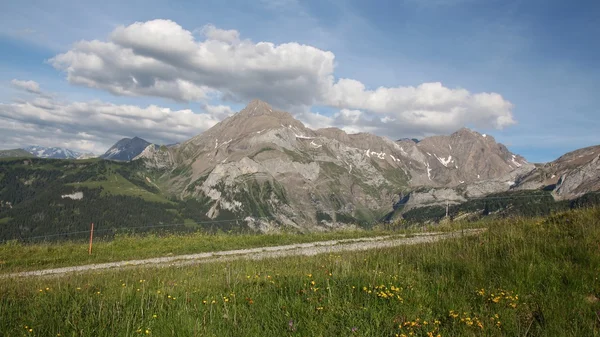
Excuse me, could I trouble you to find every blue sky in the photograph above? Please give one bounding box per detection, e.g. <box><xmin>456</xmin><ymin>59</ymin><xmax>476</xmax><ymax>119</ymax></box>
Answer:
<box><xmin>0</xmin><ymin>0</ymin><xmax>598</xmax><ymax>162</ymax></box>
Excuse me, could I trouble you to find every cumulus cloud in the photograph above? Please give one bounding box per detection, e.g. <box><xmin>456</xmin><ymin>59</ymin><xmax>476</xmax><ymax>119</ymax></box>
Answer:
<box><xmin>198</xmin><ymin>24</ymin><xmax>240</xmax><ymax>44</ymax></box>
<box><xmin>0</xmin><ymin>93</ymin><xmax>223</xmax><ymax>154</ymax></box>
<box><xmin>50</xmin><ymin>19</ymin><xmax>334</xmax><ymax>108</ymax></box>
<box><xmin>49</xmin><ymin>19</ymin><xmax>516</xmax><ymax>138</ymax></box>
<box><xmin>11</xmin><ymin>79</ymin><xmax>42</xmax><ymax>94</ymax></box>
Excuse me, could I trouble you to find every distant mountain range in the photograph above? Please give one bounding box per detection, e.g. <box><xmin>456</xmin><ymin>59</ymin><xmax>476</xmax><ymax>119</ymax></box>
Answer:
<box><xmin>0</xmin><ymin>146</ymin><xmax>98</xmax><ymax>160</ymax></box>
<box><xmin>22</xmin><ymin>146</ymin><xmax>83</xmax><ymax>159</ymax></box>
<box><xmin>0</xmin><ymin>137</ymin><xmax>156</xmax><ymax>161</ymax></box>
<box><xmin>0</xmin><ymin>99</ymin><xmax>598</xmax><ymax>238</ymax></box>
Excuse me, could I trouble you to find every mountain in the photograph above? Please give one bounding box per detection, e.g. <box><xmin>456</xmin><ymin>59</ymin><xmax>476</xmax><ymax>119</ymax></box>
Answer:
<box><xmin>1</xmin><ymin>99</ymin><xmax>598</xmax><ymax>240</ymax></box>
<box><xmin>0</xmin><ymin>149</ymin><xmax>34</xmax><ymax>158</ymax></box>
<box><xmin>397</xmin><ymin>138</ymin><xmax>420</xmax><ymax>143</ymax></box>
<box><xmin>100</xmin><ymin>137</ymin><xmax>153</xmax><ymax>161</ymax></box>
<box><xmin>135</xmin><ymin>99</ymin><xmax>532</xmax><ymax>230</ymax></box>
<box><xmin>22</xmin><ymin>146</ymin><xmax>82</xmax><ymax>159</ymax></box>
<box><xmin>513</xmin><ymin>145</ymin><xmax>600</xmax><ymax>199</ymax></box>
<box><xmin>76</xmin><ymin>153</ymin><xmax>98</xmax><ymax>160</ymax></box>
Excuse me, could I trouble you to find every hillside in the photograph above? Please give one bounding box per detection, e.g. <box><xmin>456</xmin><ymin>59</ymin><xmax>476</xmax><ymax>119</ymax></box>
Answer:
<box><xmin>1</xmin><ymin>100</ymin><xmax>599</xmax><ymax>239</ymax></box>
<box><xmin>2</xmin><ymin>207</ymin><xmax>599</xmax><ymax>336</ymax></box>
<box><xmin>0</xmin><ymin>149</ymin><xmax>34</xmax><ymax>158</ymax></box>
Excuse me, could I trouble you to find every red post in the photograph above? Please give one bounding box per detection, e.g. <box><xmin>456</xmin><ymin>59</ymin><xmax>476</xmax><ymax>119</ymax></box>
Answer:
<box><xmin>88</xmin><ymin>222</ymin><xmax>94</xmax><ymax>255</ymax></box>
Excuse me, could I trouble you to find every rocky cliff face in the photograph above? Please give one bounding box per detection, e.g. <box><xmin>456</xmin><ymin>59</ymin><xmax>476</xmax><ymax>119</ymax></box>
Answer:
<box><xmin>512</xmin><ymin>145</ymin><xmax>600</xmax><ymax>199</ymax></box>
<box><xmin>413</xmin><ymin>128</ymin><xmax>528</xmax><ymax>186</ymax></box>
<box><xmin>136</xmin><ymin>99</ymin><xmax>537</xmax><ymax>229</ymax></box>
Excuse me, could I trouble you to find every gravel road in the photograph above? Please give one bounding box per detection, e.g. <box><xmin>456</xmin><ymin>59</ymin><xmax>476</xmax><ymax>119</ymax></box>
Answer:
<box><xmin>2</xmin><ymin>229</ymin><xmax>484</xmax><ymax>279</ymax></box>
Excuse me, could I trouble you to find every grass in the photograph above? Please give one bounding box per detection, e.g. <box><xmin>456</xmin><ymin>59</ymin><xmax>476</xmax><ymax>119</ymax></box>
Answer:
<box><xmin>1</xmin><ymin>208</ymin><xmax>599</xmax><ymax>336</ymax></box>
<box><xmin>67</xmin><ymin>173</ymin><xmax>172</xmax><ymax>204</ymax></box>
<box><xmin>0</xmin><ymin>230</ymin><xmax>397</xmax><ymax>273</ymax></box>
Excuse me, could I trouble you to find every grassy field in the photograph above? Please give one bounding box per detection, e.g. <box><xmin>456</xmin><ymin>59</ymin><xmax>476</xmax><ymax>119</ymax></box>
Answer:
<box><xmin>0</xmin><ymin>229</ymin><xmax>400</xmax><ymax>273</ymax></box>
<box><xmin>67</xmin><ymin>173</ymin><xmax>172</xmax><ymax>204</ymax></box>
<box><xmin>1</xmin><ymin>208</ymin><xmax>599</xmax><ymax>336</ymax></box>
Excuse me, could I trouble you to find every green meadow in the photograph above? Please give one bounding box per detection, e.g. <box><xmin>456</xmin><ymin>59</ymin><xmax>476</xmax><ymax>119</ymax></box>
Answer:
<box><xmin>1</xmin><ymin>208</ymin><xmax>599</xmax><ymax>336</ymax></box>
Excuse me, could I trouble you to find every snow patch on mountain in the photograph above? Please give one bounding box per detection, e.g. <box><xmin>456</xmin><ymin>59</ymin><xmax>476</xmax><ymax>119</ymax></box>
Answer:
<box><xmin>434</xmin><ymin>154</ymin><xmax>453</xmax><ymax>167</ymax></box>
<box><xmin>61</xmin><ymin>192</ymin><xmax>84</xmax><ymax>200</ymax></box>
<box><xmin>310</xmin><ymin>141</ymin><xmax>322</xmax><ymax>148</ymax></box>
<box><xmin>426</xmin><ymin>162</ymin><xmax>432</xmax><ymax>180</ymax></box>
<box><xmin>23</xmin><ymin>146</ymin><xmax>82</xmax><ymax>159</ymax></box>
<box><xmin>511</xmin><ymin>154</ymin><xmax>522</xmax><ymax>168</ymax></box>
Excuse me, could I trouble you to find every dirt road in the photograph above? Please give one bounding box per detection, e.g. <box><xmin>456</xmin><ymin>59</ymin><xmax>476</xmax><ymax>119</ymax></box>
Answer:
<box><xmin>2</xmin><ymin>229</ymin><xmax>483</xmax><ymax>279</ymax></box>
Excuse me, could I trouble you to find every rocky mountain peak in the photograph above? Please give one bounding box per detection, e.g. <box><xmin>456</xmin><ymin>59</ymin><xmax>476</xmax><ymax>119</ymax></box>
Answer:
<box><xmin>197</xmin><ymin>100</ymin><xmax>307</xmax><ymax>140</ymax></box>
<box><xmin>234</xmin><ymin>99</ymin><xmax>296</xmax><ymax>122</ymax></box>
<box><xmin>100</xmin><ymin>136</ymin><xmax>152</xmax><ymax>161</ymax></box>
<box><xmin>244</xmin><ymin>99</ymin><xmax>273</xmax><ymax>111</ymax></box>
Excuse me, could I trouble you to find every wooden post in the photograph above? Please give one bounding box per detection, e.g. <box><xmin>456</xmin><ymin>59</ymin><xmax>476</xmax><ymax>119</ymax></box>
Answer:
<box><xmin>88</xmin><ymin>222</ymin><xmax>94</xmax><ymax>255</ymax></box>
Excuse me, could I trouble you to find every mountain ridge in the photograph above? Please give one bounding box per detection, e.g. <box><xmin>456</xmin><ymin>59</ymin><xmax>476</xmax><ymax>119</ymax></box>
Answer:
<box><xmin>1</xmin><ymin>99</ymin><xmax>598</xmax><ymax>237</ymax></box>
<box><xmin>22</xmin><ymin>146</ymin><xmax>82</xmax><ymax>159</ymax></box>
<box><xmin>135</xmin><ymin>99</ymin><xmax>537</xmax><ymax>229</ymax></box>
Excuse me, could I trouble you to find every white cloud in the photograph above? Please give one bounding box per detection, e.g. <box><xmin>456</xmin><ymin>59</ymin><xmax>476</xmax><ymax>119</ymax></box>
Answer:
<box><xmin>49</xmin><ymin>19</ymin><xmax>516</xmax><ymax>138</ymax></box>
<box><xmin>50</xmin><ymin>19</ymin><xmax>335</xmax><ymax>108</ymax></box>
<box><xmin>198</xmin><ymin>24</ymin><xmax>240</xmax><ymax>44</ymax></box>
<box><xmin>0</xmin><ymin>92</ymin><xmax>223</xmax><ymax>154</ymax></box>
<box><xmin>11</xmin><ymin>79</ymin><xmax>42</xmax><ymax>94</ymax></box>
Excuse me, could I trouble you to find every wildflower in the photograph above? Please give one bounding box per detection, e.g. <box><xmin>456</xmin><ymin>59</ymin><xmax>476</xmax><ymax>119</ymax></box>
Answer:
<box><xmin>351</xmin><ymin>327</ymin><xmax>358</xmax><ymax>333</ymax></box>
<box><xmin>153</xmin><ymin>314</ymin><xmax>157</xmax><ymax>318</ymax></box>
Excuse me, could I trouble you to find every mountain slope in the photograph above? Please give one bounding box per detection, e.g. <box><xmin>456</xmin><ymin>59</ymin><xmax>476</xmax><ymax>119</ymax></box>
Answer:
<box><xmin>0</xmin><ymin>149</ymin><xmax>34</xmax><ymax>158</ymax></box>
<box><xmin>23</xmin><ymin>146</ymin><xmax>81</xmax><ymax>159</ymax></box>
<box><xmin>138</xmin><ymin>99</ymin><xmax>530</xmax><ymax>230</ymax></box>
<box><xmin>2</xmin><ymin>99</ymin><xmax>599</xmax><ymax>237</ymax></box>
<box><xmin>100</xmin><ymin>137</ymin><xmax>153</xmax><ymax>161</ymax></box>
<box><xmin>514</xmin><ymin>145</ymin><xmax>600</xmax><ymax>199</ymax></box>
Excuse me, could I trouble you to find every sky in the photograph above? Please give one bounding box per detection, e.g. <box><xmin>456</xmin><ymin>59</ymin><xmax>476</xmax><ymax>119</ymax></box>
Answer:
<box><xmin>0</xmin><ymin>0</ymin><xmax>598</xmax><ymax>162</ymax></box>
